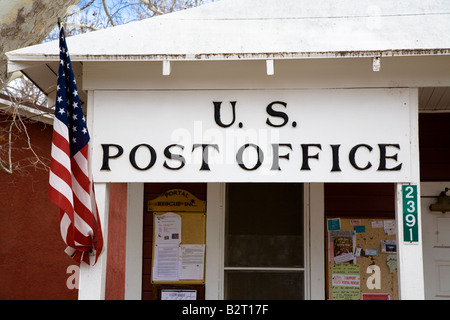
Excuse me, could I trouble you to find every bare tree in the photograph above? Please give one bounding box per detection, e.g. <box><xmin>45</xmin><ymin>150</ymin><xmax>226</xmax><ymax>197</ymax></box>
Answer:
<box><xmin>0</xmin><ymin>0</ymin><xmax>82</xmax><ymax>86</ymax></box>
<box><xmin>1</xmin><ymin>0</ymin><xmax>214</xmax><ymax>175</ymax></box>
<box><xmin>58</xmin><ymin>0</ymin><xmax>214</xmax><ymax>34</ymax></box>
<box><xmin>0</xmin><ymin>79</ymin><xmax>52</xmax><ymax>175</ymax></box>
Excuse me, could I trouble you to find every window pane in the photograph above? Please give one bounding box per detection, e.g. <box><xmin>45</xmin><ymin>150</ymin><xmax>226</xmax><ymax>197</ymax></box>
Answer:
<box><xmin>226</xmin><ymin>234</ymin><xmax>303</xmax><ymax>267</ymax></box>
<box><xmin>225</xmin><ymin>183</ymin><xmax>304</xmax><ymax>268</ymax></box>
<box><xmin>225</xmin><ymin>271</ymin><xmax>304</xmax><ymax>300</ymax></box>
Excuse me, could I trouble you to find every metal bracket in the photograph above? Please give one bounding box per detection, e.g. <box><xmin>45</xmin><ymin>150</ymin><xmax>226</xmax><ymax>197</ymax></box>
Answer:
<box><xmin>163</xmin><ymin>60</ymin><xmax>171</xmax><ymax>76</ymax></box>
<box><xmin>373</xmin><ymin>57</ymin><xmax>381</xmax><ymax>72</ymax></box>
<box><xmin>266</xmin><ymin>59</ymin><xmax>274</xmax><ymax>75</ymax></box>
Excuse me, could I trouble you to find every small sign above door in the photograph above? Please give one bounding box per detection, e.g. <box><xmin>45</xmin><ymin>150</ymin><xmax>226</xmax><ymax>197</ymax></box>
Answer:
<box><xmin>148</xmin><ymin>189</ymin><xmax>206</xmax><ymax>212</ymax></box>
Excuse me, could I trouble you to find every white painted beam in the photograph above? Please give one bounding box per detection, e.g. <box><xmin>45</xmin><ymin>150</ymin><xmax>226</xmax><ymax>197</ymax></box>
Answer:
<box><xmin>78</xmin><ymin>183</ymin><xmax>109</xmax><ymax>300</ymax></box>
<box><xmin>124</xmin><ymin>183</ymin><xmax>144</xmax><ymax>300</ymax></box>
<box><xmin>395</xmin><ymin>88</ymin><xmax>425</xmax><ymax>300</ymax></box>
<box><xmin>78</xmin><ymin>90</ymin><xmax>109</xmax><ymax>300</ymax></box>
<box><xmin>307</xmin><ymin>183</ymin><xmax>325</xmax><ymax>300</ymax></box>
<box><xmin>205</xmin><ymin>183</ymin><xmax>226</xmax><ymax>300</ymax></box>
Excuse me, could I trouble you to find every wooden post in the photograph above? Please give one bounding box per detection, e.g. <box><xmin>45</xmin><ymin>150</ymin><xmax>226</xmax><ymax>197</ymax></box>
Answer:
<box><xmin>395</xmin><ymin>88</ymin><xmax>424</xmax><ymax>300</ymax></box>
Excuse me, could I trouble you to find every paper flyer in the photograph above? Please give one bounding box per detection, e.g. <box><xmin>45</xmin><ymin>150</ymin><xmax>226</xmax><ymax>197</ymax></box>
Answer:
<box><xmin>328</xmin><ymin>230</ymin><xmax>356</xmax><ymax>264</ymax></box>
<box><xmin>152</xmin><ymin>243</ymin><xmax>180</xmax><ymax>281</ymax></box>
<box><xmin>180</xmin><ymin>244</ymin><xmax>205</xmax><ymax>280</ymax></box>
<box><xmin>331</xmin><ymin>264</ymin><xmax>361</xmax><ymax>300</ymax></box>
<box><xmin>155</xmin><ymin>212</ymin><xmax>182</xmax><ymax>245</ymax></box>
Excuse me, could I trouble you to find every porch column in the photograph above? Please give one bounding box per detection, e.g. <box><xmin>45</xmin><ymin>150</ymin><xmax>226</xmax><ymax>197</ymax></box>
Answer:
<box><xmin>77</xmin><ymin>183</ymin><xmax>143</xmax><ymax>300</ymax></box>
<box><xmin>78</xmin><ymin>182</ymin><xmax>110</xmax><ymax>300</ymax></box>
<box><xmin>395</xmin><ymin>184</ymin><xmax>425</xmax><ymax>299</ymax></box>
<box><xmin>205</xmin><ymin>183</ymin><xmax>226</xmax><ymax>300</ymax></box>
<box><xmin>124</xmin><ymin>183</ymin><xmax>144</xmax><ymax>300</ymax></box>
<box><xmin>394</xmin><ymin>88</ymin><xmax>424</xmax><ymax>300</ymax></box>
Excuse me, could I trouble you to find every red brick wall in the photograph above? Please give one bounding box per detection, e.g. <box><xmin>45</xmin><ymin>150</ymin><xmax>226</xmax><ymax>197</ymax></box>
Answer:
<box><xmin>324</xmin><ymin>183</ymin><xmax>395</xmax><ymax>219</ymax></box>
<box><xmin>0</xmin><ymin>115</ymin><xmax>78</xmax><ymax>299</ymax></box>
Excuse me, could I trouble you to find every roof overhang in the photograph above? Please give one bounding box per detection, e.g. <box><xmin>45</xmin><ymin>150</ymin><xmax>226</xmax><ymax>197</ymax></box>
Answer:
<box><xmin>5</xmin><ymin>0</ymin><xmax>450</xmax><ymax>99</ymax></box>
<box><xmin>0</xmin><ymin>93</ymin><xmax>53</xmax><ymax>124</ymax></box>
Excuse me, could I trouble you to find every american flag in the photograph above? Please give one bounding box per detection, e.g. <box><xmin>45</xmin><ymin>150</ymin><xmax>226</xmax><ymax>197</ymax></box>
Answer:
<box><xmin>49</xmin><ymin>26</ymin><xmax>103</xmax><ymax>265</ymax></box>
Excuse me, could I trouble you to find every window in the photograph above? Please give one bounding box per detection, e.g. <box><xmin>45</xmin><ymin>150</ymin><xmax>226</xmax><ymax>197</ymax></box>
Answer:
<box><xmin>224</xmin><ymin>183</ymin><xmax>305</xmax><ymax>299</ymax></box>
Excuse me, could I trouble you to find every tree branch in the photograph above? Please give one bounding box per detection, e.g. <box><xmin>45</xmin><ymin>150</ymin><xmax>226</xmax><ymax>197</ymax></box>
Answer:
<box><xmin>139</xmin><ymin>0</ymin><xmax>164</xmax><ymax>16</ymax></box>
<box><xmin>102</xmin><ymin>0</ymin><xmax>116</xmax><ymax>26</ymax></box>
<box><xmin>0</xmin><ymin>121</ymin><xmax>14</xmax><ymax>174</ymax></box>
<box><xmin>66</xmin><ymin>0</ymin><xmax>97</xmax><ymax>18</ymax></box>
<box><xmin>64</xmin><ymin>22</ymin><xmax>100</xmax><ymax>32</ymax></box>
<box><xmin>16</xmin><ymin>112</ymin><xmax>49</xmax><ymax>171</ymax></box>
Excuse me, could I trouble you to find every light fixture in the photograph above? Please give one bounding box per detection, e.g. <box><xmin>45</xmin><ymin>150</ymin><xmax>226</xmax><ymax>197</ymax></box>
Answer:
<box><xmin>429</xmin><ymin>188</ymin><xmax>450</xmax><ymax>213</ymax></box>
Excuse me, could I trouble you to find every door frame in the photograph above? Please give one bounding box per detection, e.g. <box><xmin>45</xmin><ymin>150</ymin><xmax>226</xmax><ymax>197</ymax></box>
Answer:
<box><xmin>204</xmin><ymin>183</ymin><xmax>325</xmax><ymax>300</ymax></box>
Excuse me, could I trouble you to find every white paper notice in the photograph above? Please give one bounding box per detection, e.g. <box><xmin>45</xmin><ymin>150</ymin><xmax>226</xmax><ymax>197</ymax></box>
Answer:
<box><xmin>371</xmin><ymin>221</ymin><xmax>383</xmax><ymax>228</ymax></box>
<box><xmin>161</xmin><ymin>290</ymin><xmax>197</xmax><ymax>300</ymax></box>
<box><xmin>384</xmin><ymin>220</ymin><xmax>396</xmax><ymax>235</ymax></box>
<box><xmin>155</xmin><ymin>212</ymin><xmax>182</xmax><ymax>245</ymax></box>
<box><xmin>180</xmin><ymin>244</ymin><xmax>205</xmax><ymax>280</ymax></box>
<box><xmin>153</xmin><ymin>244</ymin><xmax>180</xmax><ymax>281</ymax></box>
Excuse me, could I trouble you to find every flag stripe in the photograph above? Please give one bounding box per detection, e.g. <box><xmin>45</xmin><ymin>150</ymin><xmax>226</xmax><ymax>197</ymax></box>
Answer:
<box><xmin>51</xmin><ymin>126</ymin><xmax>70</xmax><ymax>152</ymax></box>
<box><xmin>49</xmin><ymin>171</ymin><xmax>73</xmax><ymax>207</ymax></box>
<box><xmin>72</xmin><ymin>156</ymin><xmax>90</xmax><ymax>193</ymax></box>
<box><xmin>49</xmin><ymin>25</ymin><xmax>103</xmax><ymax>265</ymax></box>
<box><xmin>53</xmin><ymin>117</ymin><xmax>70</xmax><ymax>141</ymax></box>
<box><xmin>60</xmin><ymin>213</ymin><xmax>71</xmax><ymax>240</ymax></box>
<box><xmin>50</xmin><ymin>154</ymin><xmax>72</xmax><ymax>188</ymax></box>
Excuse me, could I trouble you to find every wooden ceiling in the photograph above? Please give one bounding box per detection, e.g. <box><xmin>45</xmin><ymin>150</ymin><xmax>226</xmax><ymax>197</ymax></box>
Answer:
<box><xmin>419</xmin><ymin>87</ymin><xmax>450</xmax><ymax>111</ymax></box>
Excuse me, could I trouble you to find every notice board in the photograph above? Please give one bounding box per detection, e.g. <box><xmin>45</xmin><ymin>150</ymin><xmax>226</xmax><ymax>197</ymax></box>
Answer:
<box><xmin>326</xmin><ymin>218</ymin><xmax>398</xmax><ymax>300</ymax></box>
<box><xmin>150</xmin><ymin>189</ymin><xmax>206</xmax><ymax>285</ymax></box>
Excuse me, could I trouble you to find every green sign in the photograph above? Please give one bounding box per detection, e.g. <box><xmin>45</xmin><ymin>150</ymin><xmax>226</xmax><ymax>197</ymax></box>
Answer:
<box><xmin>402</xmin><ymin>185</ymin><xmax>419</xmax><ymax>243</ymax></box>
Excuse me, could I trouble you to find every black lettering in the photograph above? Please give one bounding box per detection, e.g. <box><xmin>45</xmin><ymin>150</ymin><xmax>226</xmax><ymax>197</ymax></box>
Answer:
<box><xmin>349</xmin><ymin>144</ymin><xmax>372</xmax><ymax>170</ymax></box>
<box><xmin>301</xmin><ymin>144</ymin><xmax>321</xmax><ymax>170</ymax></box>
<box><xmin>266</xmin><ymin>101</ymin><xmax>289</xmax><ymax>127</ymax></box>
<box><xmin>236</xmin><ymin>143</ymin><xmax>264</xmax><ymax>171</ymax></box>
<box><xmin>192</xmin><ymin>144</ymin><xmax>219</xmax><ymax>171</ymax></box>
<box><xmin>271</xmin><ymin>143</ymin><xmax>292</xmax><ymax>170</ymax></box>
<box><xmin>378</xmin><ymin>144</ymin><xmax>402</xmax><ymax>171</ymax></box>
<box><xmin>129</xmin><ymin>144</ymin><xmax>156</xmax><ymax>170</ymax></box>
<box><xmin>100</xmin><ymin>144</ymin><xmax>123</xmax><ymax>171</ymax></box>
<box><xmin>212</xmin><ymin>101</ymin><xmax>236</xmax><ymax>128</ymax></box>
<box><xmin>163</xmin><ymin>144</ymin><xmax>186</xmax><ymax>170</ymax></box>
<box><xmin>330</xmin><ymin>144</ymin><xmax>342</xmax><ymax>172</ymax></box>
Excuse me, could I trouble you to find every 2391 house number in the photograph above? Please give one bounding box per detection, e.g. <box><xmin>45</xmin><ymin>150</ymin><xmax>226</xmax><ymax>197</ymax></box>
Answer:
<box><xmin>402</xmin><ymin>185</ymin><xmax>419</xmax><ymax>243</ymax></box>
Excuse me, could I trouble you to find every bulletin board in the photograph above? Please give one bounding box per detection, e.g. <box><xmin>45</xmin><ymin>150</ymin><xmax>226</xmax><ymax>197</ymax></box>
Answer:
<box><xmin>326</xmin><ymin>218</ymin><xmax>398</xmax><ymax>300</ymax></box>
<box><xmin>149</xmin><ymin>189</ymin><xmax>206</xmax><ymax>286</ymax></box>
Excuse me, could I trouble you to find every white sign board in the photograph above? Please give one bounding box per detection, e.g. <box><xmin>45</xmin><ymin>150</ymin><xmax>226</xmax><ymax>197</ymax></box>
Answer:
<box><xmin>92</xmin><ymin>89</ymin><xmax>412</xmax><ymax>182</ymax></box>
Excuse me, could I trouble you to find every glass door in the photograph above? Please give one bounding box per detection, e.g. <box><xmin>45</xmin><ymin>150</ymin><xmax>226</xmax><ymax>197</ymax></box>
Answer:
<box><xmin>224</xmin><ymin>183</ymin><xmax>305</xmax><ymax>299</ymax></box>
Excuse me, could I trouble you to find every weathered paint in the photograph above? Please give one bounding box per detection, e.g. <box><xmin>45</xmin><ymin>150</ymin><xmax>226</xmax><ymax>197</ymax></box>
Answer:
<box><xmin>6</xmin><ymin>0</ymin><xmax>450</xmax><ymax>67</ymax></box>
